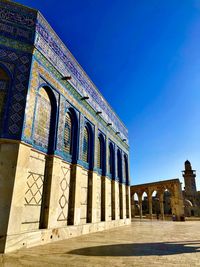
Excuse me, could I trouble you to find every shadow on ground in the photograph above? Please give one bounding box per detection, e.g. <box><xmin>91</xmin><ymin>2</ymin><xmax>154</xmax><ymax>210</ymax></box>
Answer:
<box><xmin>68</xmin><ymin>241</ymin><xmax>200</xmax><ymax>257</ymax></box>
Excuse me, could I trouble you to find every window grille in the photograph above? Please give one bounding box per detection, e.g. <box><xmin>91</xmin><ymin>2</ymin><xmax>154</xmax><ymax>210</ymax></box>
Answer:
<box><xmin>97</xmin><ymin>137</ymin><xmax>101</xmax><ymax>169</ymax></box>
<box><xmin>82</xmin><ymin>126</ymin><xmax>89</xmax><ymax>162</ymax></box>
<box><xmin>124</xmin><ymin>155</ymin><xmax>128</xmax><ymax>182</ymax></box>
<box><xmin>64</xmin><ymin>113</ymin><xmax>72</xmax><ymax>154</ymax></box>
<box><xmin>33</xmin><ymin>88</ymin><xmax>51</xmax><ymax>149</ymax></box>
<box><xmin>109</xmin><ymin>144</ymin><xmax>113</xmax><ymax>175</ymax></box>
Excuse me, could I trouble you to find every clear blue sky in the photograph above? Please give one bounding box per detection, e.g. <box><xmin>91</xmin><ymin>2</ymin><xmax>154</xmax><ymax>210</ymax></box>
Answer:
<box><xmin>16</xmin><ymin>0</ymin><xmax>200</xmax><ymax>188</ymax></box>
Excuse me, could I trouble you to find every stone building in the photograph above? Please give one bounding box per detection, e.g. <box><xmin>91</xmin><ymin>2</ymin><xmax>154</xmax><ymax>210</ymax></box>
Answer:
<box><xmin>131</xmin><ymin>179</ymin><xmax>184</xmax><ymax>221</ymax></box>
<box><xmin>0</xmin><ymin>0</ymin><xmax>131</xmax><ymax>253</ymax></box>
<box><xmin>131</xmin><ymin>161</ymin><xmax>200</xmax><ymax>220</ymax></box>
<box><xmin>182</xmin><ymin>160</ymin><xmax>200</xmax><ymax>216</ymax></box>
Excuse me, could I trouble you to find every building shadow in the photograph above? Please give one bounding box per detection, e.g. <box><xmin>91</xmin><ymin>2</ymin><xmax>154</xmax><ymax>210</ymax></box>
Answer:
<box><xmin>67</xmin><ymin>240</ymin><xmax>200</xmax><ymax>257</ymax></box>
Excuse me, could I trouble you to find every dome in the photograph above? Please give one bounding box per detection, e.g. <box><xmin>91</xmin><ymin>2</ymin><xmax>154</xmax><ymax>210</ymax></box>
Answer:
<box><xmin>185</xmin><ymin>160</ymin><xmax>192</xmax><ymax>170</ymax></box>
<box><xmin>185</xmin><ymin>160</ymin><xmax>191</xmax><ymax>165</ymax></box>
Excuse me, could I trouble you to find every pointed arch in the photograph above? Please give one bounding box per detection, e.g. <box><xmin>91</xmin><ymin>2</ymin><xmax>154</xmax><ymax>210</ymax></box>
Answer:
<box><xmin>117</xmin><ymin>149</ymin><xmax>122</xmax><ymax>183</ymax></box>
<box><xmin>63</xmin><ymin>107</ymin><xmax>79</xmax><ymax>162</ymax></box>
<box><xmin>97</xmin><ymin>133</ymin><xmax>106</xmax><ymax>175</ymax></box>
<box><xmin>82</xmin><ymin>121</ymin><xmax>94</xmax><ymax>169</ymax></box>
<box><xmin>109</xmin><ymin>142</ymin><xmax>115</xmax><ymax>179</ymax></box>
<box><xmin>33</xmin><ymin>85</ymin><xmax>57</xmax><ymax>153</ymax></box>
<box><xmin>124</xmin><ymin>154</ymin><xmax>129</xmax><ymax>185</ymax></box>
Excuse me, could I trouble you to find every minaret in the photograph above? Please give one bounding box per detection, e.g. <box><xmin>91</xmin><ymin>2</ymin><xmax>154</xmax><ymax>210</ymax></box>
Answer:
<box><xmin>182</xmin><ymin>160</ymin><xmax>197</xmax><ymax>196</ymax></box>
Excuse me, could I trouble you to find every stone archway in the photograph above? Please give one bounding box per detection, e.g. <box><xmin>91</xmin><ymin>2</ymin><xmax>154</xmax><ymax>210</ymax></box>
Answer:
<box><xmin>131</xmin><ymin>179</ymin><xmax>184</xmax><ymax>221</ymax></box>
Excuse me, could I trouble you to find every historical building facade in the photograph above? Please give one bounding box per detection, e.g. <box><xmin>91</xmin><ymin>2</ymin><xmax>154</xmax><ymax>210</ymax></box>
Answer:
<box><xmin>0</xmin><ymin>1</ymin><xmax>130</xmax><ymax>253</ymax></box>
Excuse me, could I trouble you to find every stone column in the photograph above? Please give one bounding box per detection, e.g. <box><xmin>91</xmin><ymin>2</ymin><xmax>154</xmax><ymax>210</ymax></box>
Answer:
<box><xmin>159</xmin><ymin>194</ymin><xmax>164</xmax><ymax>220</ymax></box>
<box><xmin>114</xmin><ymin>180</ymin><xmax>120</xmax><ymax>220</ymax></box>
<box><xmin>101</xmin><ymin>176</ymin><xmax>106</xmax><ymax>221</ymax></box>
<box><xmin>122</xmin><ymin>183</ymin><xmax>126</xmax><ymax>219</ymax></box>
<box><xmin>70</xmin><ymin>164</ymin><xmax>82</xmax><ymax>225</ymax></box>
<box><xmin>131</xmin><ymin>198</ymin><xmax>135</xmax><ymax>218</ymax></box>
<box><xmin>105</xmin><ymin>177</ymin><xmax>112</xmax><ymax>221</ymax></box>
<box><xmin>126</xmin><ymin>186</ymin><xmax>130</xmax><ymax>218</ymax></box>
<box><xmin>138</xmin><ymin>194</ymin><xmax>143</xmax><ymax>219</ymax></box>
<box><xmin>90</xmin><ymin>171</ymin><xmax>98</xmax><ymax>223</ymax></box>
<box><xmin>148</xmin><ymin>196</ymin><xmax>153</xmax><ymax>219</ymax></box>
<box><xmin>171</xmin><ymin>183</ymin><xmax>185</xmax><ymax>221</ymax></box>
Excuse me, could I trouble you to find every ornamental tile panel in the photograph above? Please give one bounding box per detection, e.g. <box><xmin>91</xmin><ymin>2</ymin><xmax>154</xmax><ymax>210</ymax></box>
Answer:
<box><xmin>0</xmin><ymin>46</ymin><xmax>31</xmax><ymax>139</ymax></box>
<box><xmin>34</xmin><ymin>15</ymin><xmax>128</xmax><ymax>141</ymax></box>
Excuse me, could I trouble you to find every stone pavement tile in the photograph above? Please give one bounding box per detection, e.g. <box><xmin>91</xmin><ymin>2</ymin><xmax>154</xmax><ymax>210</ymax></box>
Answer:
<box><xmin>1</xmin><ymin>220</ymin><xmax>200</xmax><ymax>266</ymax></box>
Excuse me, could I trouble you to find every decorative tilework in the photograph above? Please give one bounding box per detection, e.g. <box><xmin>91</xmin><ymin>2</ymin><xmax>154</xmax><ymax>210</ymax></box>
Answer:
<box><xmin>0</xmin><ymin>46</ymin><xmax>31</xmax><ymax>139</ymax></box>
<box><xmin>56</xmin><ymin>95</ymin><xmax>65</xmax><ymax>151</ymax></box>
<box><xmin>35</xmin><ymin>12</ymin><xmax>128</xmax><ymax>141</ymax></box>
<box><xmin>114</xmin><ymin>146</ymin><xmax>119</xmax><ymax>182</ymax></box>
<box><xmin>0</xmin><ymin>35</ymin><xmax>33</xmax><ymax>54</ymax></box>
<box><xmin>97</xmin><ymin>137</ymin><xmax>101</xmax><ymax>169</ymax></box>
<box><xmin>23</xmin><ymin>61</ymin><xmax>38</xmax><ymax>141</ymax></box>
<box><xmin>0</xmin><ymin>0</ymin><xmax>37</xmax><ymax>44</ymax></box>
<box><xmin>82</xmin><ymin>126</ymin><xmax>89</xmax><ymax>163</ymax></box>
<box><xmin>79</xmin><ymin>114</ymin><xmax>85</xmax><ymax>160</ymax></box>
<box><xmin>109</xmin><ymin>143</ymin><xmax>114</xmax><ymax>177</ymax></box>
<box><xmin>33</xmin><ymin>87</ymin><xmax>51</xmax><ymax>150</ymax></box>
<box><xmin>0</xmin><ymin>60</ymin><xmax>15</xmax><ymax>73</ymax></box>
<box><xmin>63</xmin><ymin>113</ymin><xmax>72</xmax><ymax>154</ymax></box>
<box><xmin>30</xmin><ymin>53</ymin><xmax>128</xmax><ymax>151</ymax></box>
<box><xmin>0</xmin><ymin>67</ymin><xmax>9</xmax><ymax>132</ymax></box>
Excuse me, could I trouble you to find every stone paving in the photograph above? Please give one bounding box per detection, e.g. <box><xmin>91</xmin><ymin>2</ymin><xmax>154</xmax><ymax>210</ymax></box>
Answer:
<box><xmin>1</xmin><ymin>219</ymin><xmax>200</xmax><ymax>267</ymax></box>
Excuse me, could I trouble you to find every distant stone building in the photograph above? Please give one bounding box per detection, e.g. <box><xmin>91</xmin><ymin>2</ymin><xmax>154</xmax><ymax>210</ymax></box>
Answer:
<box><xmin>130</xmin><ymin>179</ymin><xmax>184</xmax><ymax>220</ymax></box>
<box><xmin>0</xmin><ymin>0</ymin><xmax>131</xmax><ymax>253</ymax></box>
<box><xmin>182</xmin><ymin>160</ymin><xmax>200</xmax><ymax>216</ymax></box>
<box><xmin>131</xmin><ymin>161</ymin><xmax>200</xmax><ymax>220</ymax></box>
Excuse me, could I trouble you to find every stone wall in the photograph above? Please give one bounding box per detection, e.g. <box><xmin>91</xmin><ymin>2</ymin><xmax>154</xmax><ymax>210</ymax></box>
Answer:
<box><xmin>0</xmin><ymin>142</ymin><xmax>131</xmax><ymax>253</ymax></box>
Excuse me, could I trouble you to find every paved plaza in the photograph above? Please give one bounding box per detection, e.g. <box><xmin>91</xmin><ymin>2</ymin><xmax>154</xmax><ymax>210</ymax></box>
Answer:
<box><xmin>1</xmin><ymin>219</ymin><xmax>200</xmax><ymax>267</ymax></box>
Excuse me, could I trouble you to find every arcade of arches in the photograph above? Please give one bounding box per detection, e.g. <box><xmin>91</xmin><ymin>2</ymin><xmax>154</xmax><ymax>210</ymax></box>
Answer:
<box><xmin>131</xmin><ymin>179</ymin><xmax>184</xmax><ymax>221</ymax></box>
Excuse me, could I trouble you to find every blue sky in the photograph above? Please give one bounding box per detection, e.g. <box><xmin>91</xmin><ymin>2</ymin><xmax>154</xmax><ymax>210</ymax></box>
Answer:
<box><xmin>17</xmin><ymin>0</ymin><xmax>200</xmax><ymax>188</ymax></box>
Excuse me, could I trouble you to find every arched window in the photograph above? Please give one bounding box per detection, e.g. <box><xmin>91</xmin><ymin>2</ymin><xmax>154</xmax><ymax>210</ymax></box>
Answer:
<box><xmin>124</xmin><ymin>155</ymin><xmax>129</xmax><ymax>184</ymax></box>
<box><xmin>0</xmin><ymin>67</ymin><xmax>10</xmax><ymax>129</ymax></box>
<box><xmin>64</xmin><ymin>112</ymin><xmax>72</xmax><ymax>154</ymax></box>
<box><xmin>109</xmin><ymin>143</ymin><xmax>114</xmax><ymax>178</ymax></box>
<box><xmin>33</xmin><ymin>87</ymin><xmax>51</xmax><ymax>150</ymax></box>
<box><xmin>82</xmin><ymin>126</ymin><xmax>89</xmax><ymax>163</ymax></box>
<box><xmin>97</xmin><ymin>136</ymin><xmax>102</xmax><ymax>169</ymax></box>
<box><xmin>117</xmin><ymin>149</ymin><xmax>122</xmax><ymax>182</ymax></box>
